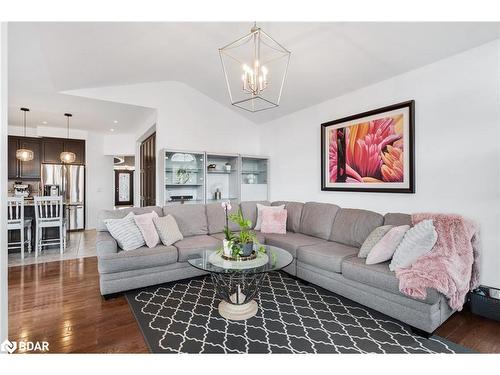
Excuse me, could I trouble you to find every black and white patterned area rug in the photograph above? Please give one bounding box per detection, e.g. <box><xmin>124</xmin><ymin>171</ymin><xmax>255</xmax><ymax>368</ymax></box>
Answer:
<box><xmin>125</xmin><ymin>272</ymin><xmax>469</xmax><ymax>353</ymax></box>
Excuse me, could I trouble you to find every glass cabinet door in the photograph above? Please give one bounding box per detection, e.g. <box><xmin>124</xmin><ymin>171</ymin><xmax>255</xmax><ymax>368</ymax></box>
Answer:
<box><xmin>165</xmin><ymin>151</ymin><xmax>205</xmax><ymax>204</ymax></box>
<box><xmin>241</xmin><ymin>156</ymin><xmax>268</xmax><ymax>201</ymax></box>
<box><xmin>206</xmin><ymin>153</ymin><xmax>240</xmax><ymax>203</ymax></box>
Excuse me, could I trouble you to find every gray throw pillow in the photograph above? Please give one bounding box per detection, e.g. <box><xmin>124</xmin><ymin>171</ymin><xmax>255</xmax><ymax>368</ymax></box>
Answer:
<box><xmin>153</xmin><ymin>214</ymin><xmax>183</xmax><ymax>246</ymax></box>
<box><xmin>358</xmin><ymin>225</ymin><xmax>393</xmax><ymax>258</ymax></box>
<box><xmin>389</xmin><ymin>219</ymin><xmax>437</xmax><ymax>271</ymax></box>
<box><xmin>105</xmin><ymin>212</ymin><xmax>145</xmax><ymax>251</ymax></box>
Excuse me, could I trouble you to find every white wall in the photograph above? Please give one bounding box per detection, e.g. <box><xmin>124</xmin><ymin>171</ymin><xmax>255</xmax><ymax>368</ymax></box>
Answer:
<box><xmin>0</xmin><ymin>22</ymin><xmax>9</xmax><ymax>344</ymax></box>
<box><xmin>102</xmin><ymin>133</ymin><xmax>137</xmax><ymax>156</ymax></box>
<box><xmin>7</xmin><ymin>124</ymin><xmax>114</xmax><ymax>229</ymax></box>
<box><xmin>67</xmin><ymin>81</ymin><xmax>261</xmax><ymax>205</ymax></box>
<box><xmin>260</xmin><ymin>40</ymin><xmax>500</xmax><ymax>289</ymax></box>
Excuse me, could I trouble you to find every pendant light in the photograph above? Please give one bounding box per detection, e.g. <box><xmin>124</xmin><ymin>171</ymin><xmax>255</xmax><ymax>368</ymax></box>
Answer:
<box><xmin>219</xmin><ymin>22</ymin><xmax>291</xmax><ymax>112</ymax></box>
<box><xmin>60</xmin><ymin>113</ymin><xmax>76</xmax><ymax>163</ymax></box>
<box><xmin>16</xmin><ymin>107</ymin><xmax>34</xmax><ymax>162</ymax></box>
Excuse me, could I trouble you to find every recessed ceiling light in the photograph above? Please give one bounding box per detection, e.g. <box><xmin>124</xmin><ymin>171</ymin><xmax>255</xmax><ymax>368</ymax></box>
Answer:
<box><xmin>113</xmin><ymin>120</ymin><xmax>118</xmax><ymax>124</ymax></box>
<box><xmin>110</xmin><ymin>128</ymin><xmax>115</xmax><ymax>132</ymax></box>
<box><xmin>42</xmin><ymin>121</ymin><xmax>48</xmax><ymax>125</ymax></box>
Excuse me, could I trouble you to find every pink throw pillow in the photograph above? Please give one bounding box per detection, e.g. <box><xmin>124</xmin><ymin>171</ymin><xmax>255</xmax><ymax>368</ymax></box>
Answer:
<box><xmin>134</xmin><ymin>211</ymin><xmax>160</xmax><ymax>248</ymax></box>
<box><xmin>365</xmin><ymin>225</ymin><xmax>410</xmax><ymax>265</ymax></box>
<box><xmin>260</xmin><ymin>208</ymin><xmax>287</xmax><ymax>234</ymax></box>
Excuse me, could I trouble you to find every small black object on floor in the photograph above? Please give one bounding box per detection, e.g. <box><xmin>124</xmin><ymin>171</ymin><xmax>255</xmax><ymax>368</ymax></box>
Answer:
<box><xmin>125</xmin><ymin>272</ymin><xmax>470</xmax><ymax>354</ymax></box>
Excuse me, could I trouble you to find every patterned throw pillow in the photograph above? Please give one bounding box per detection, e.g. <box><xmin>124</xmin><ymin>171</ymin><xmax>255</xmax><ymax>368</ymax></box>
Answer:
<box><xmin>105</xmin><ymin>212</ymin><xmax>145</xmax><ymax>251</ymax></box>
<box><xmin>153</xmin><ymin>214</ymin><xmax>184</xmax><ymax>246</ymax></box>
<box><xmin>358</xmin><ymin>225</ymin><xmax>394</xmax><ymax>258</ymax></box>
<box><xmin>260</xmin><ymin>208</ymin><xmax>287</xmax><ymax>234</ymax></box>
<box><xmin>366</xmin><ymin>225</ymin><xmax>410</xmax><ymax>265</ymax></box>
<box><xmin>255</xmin><ymin>204</ymin><xmax>284</xmax><ymax>230</ymax></box>
<box><xmin>134</xmin><ymin>211</ymin><xmax>160</xmax><ymax>248</ymax></box>
<box><xmin>389</xmin><ymin>219</ymin><xmax>437</xmax><ymax>271</ymax></box>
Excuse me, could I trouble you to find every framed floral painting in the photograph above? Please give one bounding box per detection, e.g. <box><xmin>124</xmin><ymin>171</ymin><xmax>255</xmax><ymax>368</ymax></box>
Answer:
<box><xmin>321</xmin><ymin>100</ymin><xmax>415</xmax><ymax>193</ymax></box>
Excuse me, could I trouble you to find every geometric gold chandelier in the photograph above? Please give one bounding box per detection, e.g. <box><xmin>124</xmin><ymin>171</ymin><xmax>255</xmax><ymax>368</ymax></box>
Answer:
<box><xmin>219</xmin><ymin>23</ymin><xmax>291</xmax><ymax>112</ymax></box>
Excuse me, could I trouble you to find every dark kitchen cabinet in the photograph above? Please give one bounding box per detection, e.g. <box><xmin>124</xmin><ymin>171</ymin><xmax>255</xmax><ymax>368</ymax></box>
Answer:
<box><xmin>63</xmin><ymin>139</ymin><xmax>86</xmax><ymax>164</ymax></box>
<box><xmin>8</xmin><ymin>137</ymin><xmax>19</xmax><ymax>179</ymax></box>
<box><xmin>41</xmin><ymin>138</ymin><xmax>85</xmax><ymax>165</ymax></box>
<box><xmin>42</xmin><ymin>138</ymin><xmax>65</xmax><ymax>163</ymax></box>
<box><xmin>8</xmin><ymin>136</ymin><xmax>42</xmax><ymax>180</ymax></box>
<box><xmin>18</xmin><ymin>138</ymin><xmax>42</xmax><ymax>179</ymax></box>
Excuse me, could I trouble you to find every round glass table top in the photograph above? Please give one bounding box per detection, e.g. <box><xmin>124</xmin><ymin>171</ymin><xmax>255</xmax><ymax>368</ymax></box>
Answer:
<box><xmin>188</xmin><ymin>245</ymin><xmax>293</xmax><ymax>275</ymax></box>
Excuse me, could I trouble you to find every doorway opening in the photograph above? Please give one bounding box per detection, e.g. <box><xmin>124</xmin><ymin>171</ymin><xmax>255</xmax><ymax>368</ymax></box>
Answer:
<box><xmin>114</xmin><ymin>155</ymin><xmax>135</xmax><ymax>208</ymax></box>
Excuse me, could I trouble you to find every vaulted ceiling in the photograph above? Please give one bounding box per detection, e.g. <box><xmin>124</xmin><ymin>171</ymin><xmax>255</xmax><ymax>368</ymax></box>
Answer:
<box><xmin>8</xmin><ymin>22</ymin><xmax>500</xmax><ymax>132</ymax></box>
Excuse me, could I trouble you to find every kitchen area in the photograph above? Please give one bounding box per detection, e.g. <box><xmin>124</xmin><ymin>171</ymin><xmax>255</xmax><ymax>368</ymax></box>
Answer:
<box><xmin>7</xmin><ymin>127</ymin><xmax>88</xmax><ymax>265</ymax></box>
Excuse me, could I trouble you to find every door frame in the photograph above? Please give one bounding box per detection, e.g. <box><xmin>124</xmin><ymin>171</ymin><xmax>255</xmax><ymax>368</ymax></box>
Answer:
<box><xmin>140</xmin><ymin>132</ymin><xmax>156</xmax><ymax>207</ymax></box>
<box><xmin>114</xmin><ymin>170</ymin><xmax>134</xmax><ymax>206</ymax></box>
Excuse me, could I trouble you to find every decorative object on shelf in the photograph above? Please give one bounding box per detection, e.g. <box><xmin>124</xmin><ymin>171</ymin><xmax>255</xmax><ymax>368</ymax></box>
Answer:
<box><xmin>16</xmin><ymin>108</ymin><xmax>34</xmax><ymax>162</ymax></box>
<box><xmin>60</xmin><ymin>113</ymin><xmax>77</xmax><ymax>163</ymax></box>
<box><xmin>321</xmin><ymin>100</ymin><xmax>415</xmax><ymax>193</ymax></box>
<box><xmin>219</xmin><ymin>22</ymin><xmax>291</xmax><ymax>113</ymax></box>
<box><xmin>245</xmin><ymin>174</ymin><xmax>257</xmax><ymax>184</ymax></box>
<box><xmin>171</xmin><ymin>153</ymin><xmax>195</xmax><ymax>162</ymax></box>
<box><xmin>175</xmin><ymin>168</ymin><xmax>191</xmax><ymax>184</ymax></box>
<box><xmin>224</xmin><ymin>162</ymin><xmax>232</xmax><ymax>172</ymax></box>
<box><xmin>214</xmin><ymin>188</ymin><xmax>222</xmax><ymax>200</ymax></box>
<box><xmin>207</xmin><ymin>163</ymin><xmax>216</xmax><ymax>171</ymax></box>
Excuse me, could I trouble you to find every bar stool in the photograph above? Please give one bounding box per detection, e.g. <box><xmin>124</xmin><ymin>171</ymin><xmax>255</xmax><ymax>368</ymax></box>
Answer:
<box><xmin>7</xmin><ymin>197</ymin><xmax>32</xmax><ymax>260</ymax></box>
<box><xmin>34</xmin><ymin>196</ymin><xmax>66</xmax><ymax>257</ymax></box>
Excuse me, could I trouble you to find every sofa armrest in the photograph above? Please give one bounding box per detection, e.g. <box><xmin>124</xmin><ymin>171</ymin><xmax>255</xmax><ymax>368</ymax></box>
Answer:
<box><xmin>96</xmin><ymin>231</ymin><xmax>118</xmax><ymax>257</ymax></box>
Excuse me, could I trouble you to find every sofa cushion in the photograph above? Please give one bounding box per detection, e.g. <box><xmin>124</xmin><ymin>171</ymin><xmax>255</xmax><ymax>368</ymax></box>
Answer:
<box><xmin>97</xmin><ymin>206</ymin><xmax>163</xmax><ymax>231</ymax></box>
<box><xmin>105</xmin><ymin>212</ymin><xmax>145</xmax><ymax>251</ymax></box>
<box><xmin>264</xmin><ymin>232</ymin><xmax>325</xmax><ymax>258</ymax></box>
<box><xmin>153</xmin><ymin>214</ymin><xmax>184</xmax><ymax>246</ymax></box>
<box><xmin>384</xmin><ymin>212</ymin><xmax>412</xmax><ymax>227</ymax></box>
<box><xmin>163</xmin><ymin>204</ymin><xmax>208</xmax><ymax>237</ymax></box>
<box><xmin>240</xmin><ymin>201</ymin><xmax>270</xmax><ymax>228</ymax></box>
<box><xmin>330</xmin><ymin>208</ymin><xmax>384</xmax><ymax>247</ymax></box>
<box><xmin>342</xmin><ymin>257</ymin><xmax>441</xmax><ymax>305</ymax></box>
<box><xmin>272</xmin><ymin>201</ymin><xmax>304</xmax><ymax>233</ymax></box>
<box><xmin>297</xmin><ymin>241</ymin><xmax>358</xmax><ymax>273</ymax></box>
<box><xmin>299</xmin><ymin>202</ymin><xmax>340</xmax><ymax>240</ymax></box>
<box><xmin>210</xmin><ymin>231</ymin><xmax>265</xmax><ymax>244</ymax></box>
<box><xmin>174</xmin><ymin>235</ymin><xmax>222</xmax><ymax>262</ymax></box>
<box><xmin>205</xmin><ymin>202</ymin><xmax>240</xmax><ymax>234</ymax></box>
<box><xmin>97</xmin><ymin>245</ymin><xmax>178</xmax><ymax>274</ymax></box>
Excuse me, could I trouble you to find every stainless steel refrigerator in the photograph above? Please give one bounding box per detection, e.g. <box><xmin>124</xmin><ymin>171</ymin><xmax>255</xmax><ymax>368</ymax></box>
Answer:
<box><xmin>41</xmin><ymin>164</ymin><xmax>85</xmax><ymax>230</ymax></box>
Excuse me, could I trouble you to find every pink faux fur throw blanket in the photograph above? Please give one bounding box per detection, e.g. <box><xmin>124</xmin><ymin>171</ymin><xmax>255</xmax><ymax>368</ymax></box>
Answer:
<box><xmin>395</xmin><ymin>213</ymin><xmax>480</xmax><ymax>311</ymax></box>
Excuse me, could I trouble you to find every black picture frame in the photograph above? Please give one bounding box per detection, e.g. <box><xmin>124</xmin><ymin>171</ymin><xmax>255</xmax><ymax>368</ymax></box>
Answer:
<box><xmin>321</xmin><ymin>100</ymin><xmax>415</xmax><ymax>193</ymax></box>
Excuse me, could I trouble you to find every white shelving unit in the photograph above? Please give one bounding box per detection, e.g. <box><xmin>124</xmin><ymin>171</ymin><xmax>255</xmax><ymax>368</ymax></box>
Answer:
<box><xmin>162</xmin><ymin>149</ymin><xmax>268</xmax><ymax>205</ymax></box>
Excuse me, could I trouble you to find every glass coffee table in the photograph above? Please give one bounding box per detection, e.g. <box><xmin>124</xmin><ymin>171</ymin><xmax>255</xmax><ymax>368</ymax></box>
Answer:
<box><xmin>188</xmin><ymin>246</ymin><xmax>293</xmax><ymax>321</ymax></box>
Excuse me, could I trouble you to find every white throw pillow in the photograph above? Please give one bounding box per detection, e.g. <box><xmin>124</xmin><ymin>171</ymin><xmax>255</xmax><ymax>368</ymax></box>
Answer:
<box><xmin>366</xmin><ymin>225</ymin><xmax>410</xmax><ymax>265</ymax></box>
<box><xmin>389</xmin><ymin>219</ymin><xmax>437</xmax><ymax>271</ymax></box>
<box><xmin>105</xmin><ymin>212</ymin><xmax>145</xmax><ymax>251</ymax></box>
<box><xmin>153</xmin><ymin>214</ymin><xmax>184</xmax><ymax>246</ymax></box>
<box><xmin>255</xmin><ymin>204</ymin><xmax>284</xmax><ymax>230</ymax></box>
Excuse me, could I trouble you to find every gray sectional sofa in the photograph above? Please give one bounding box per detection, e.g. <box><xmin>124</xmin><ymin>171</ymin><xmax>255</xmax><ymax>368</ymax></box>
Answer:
<box><xmin>95</xmin><ymin>200</ymin><xmax>454</xmax><ymax>334</ymax></box>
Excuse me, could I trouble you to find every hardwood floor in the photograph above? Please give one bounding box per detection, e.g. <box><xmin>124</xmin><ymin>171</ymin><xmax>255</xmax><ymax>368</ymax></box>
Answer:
<box><xmin>8</xmin><ymin>256</ymin><xmax>500</xmax><ymax>353</ymax></box>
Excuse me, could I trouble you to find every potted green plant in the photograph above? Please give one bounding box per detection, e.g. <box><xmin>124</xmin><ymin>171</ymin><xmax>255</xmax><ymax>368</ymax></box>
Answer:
<box><xmin>221</xmin><ymin>201</ymin><xmax>233</xmax><ymax>257</ymax></box>
<box><xmin>228</xmin><ymin>208</ymin><xmax>257</xmax><ymax>257</ymax></box>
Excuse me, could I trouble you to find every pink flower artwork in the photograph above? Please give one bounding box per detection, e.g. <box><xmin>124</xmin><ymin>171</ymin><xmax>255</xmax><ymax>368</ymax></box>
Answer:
<box><xmin>328</xmin><ymin>114</ymin><xmax>404</xmax><ymax>184</ymax></box>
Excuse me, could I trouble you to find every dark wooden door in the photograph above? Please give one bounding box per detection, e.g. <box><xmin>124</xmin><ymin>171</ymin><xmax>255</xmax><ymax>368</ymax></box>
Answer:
<box><xmin>18</xmin><ymin>138</ymin><xmax>42</xmax><ymax>179</ymax></box>
<box><xmin>140</xmin><ymin>133</ymin><xmax>156</xmax><ymax>207</ymax></box>
<box><xmin>114</xmin><ymin>170</ymin><xmax>134</xmax><ymax>206</ymax></box>
<box><xmin>42</xmin><ymin>138</ymin><xmax>64</xmax><ymax>163</ymax></box>
<box><xmin>64</xmin><ymin>139</ymin><xmax>86</xmax><ymax>164</ymax></box>
<box><xmin>8</xmin><ymin>136</ymin><xmax>19</xmax><ymax>179</ymax></box>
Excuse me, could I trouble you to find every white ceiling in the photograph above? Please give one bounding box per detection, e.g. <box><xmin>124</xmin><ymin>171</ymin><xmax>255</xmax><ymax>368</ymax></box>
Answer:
<box><xmin>8</xmin><ymin>22</ymin><xmax>500</xmax><ymax>129</ymax></box>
